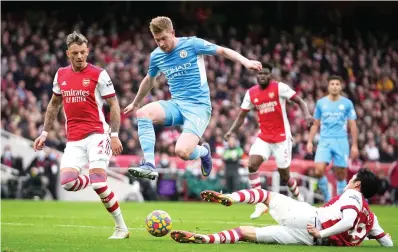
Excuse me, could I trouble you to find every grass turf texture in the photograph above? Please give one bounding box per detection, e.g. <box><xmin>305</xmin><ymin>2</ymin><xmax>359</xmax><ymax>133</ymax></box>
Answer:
<box><xmin>1</xmin><ymin>200</ymin><xmax>397</xmax><ymax>252</ymax></box>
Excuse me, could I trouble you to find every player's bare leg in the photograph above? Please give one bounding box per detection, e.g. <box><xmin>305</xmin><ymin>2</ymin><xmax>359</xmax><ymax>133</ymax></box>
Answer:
<box><xmin>89</xmin><ymin>168</ymin><xmax>129</xmax><ymax>239</ymax></box>
<box><xmin>334</xmin><ymin>166</ymin><xmax>347</xmax><ymax>195</ymax></box>
<box><xmin>315</xmin><ymin>162</ymin><xmax>330</xmax><ymax>202</ymax></box>
<box><xmin>247</xmin><ymin>155</ymin><xmax>268</xmax><ymax>219</ymax></box>
<box><xmin>128</xmin><ymin>102</ymin><xmax>165</xmax><ymax>180</ymax></box>
<box><xmin>278</xmin><ymin>167</ymin><xmax>303</xmax><ymax>202</ymax></box>
<box><xmin>60</xmin><ymin>168</ymin><xmax>90</xmax><ymax>191</ymax></box>
<box><xmin>175</xmin><ymin>132</ymin><xmax>212</xmax><ymax>176</ymax></box>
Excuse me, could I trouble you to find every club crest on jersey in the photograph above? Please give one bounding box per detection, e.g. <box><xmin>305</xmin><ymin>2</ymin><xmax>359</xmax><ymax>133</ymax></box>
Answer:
<box><xmin>179</xmin><ymin>50</ymin><xmax>188</xmax><ymax>58</ymax></box>
<box><xmin>82</xmin><ymin>78</ymin><xmax>90</xmax><ymax>87</ymax></box>
<box><xmin>269</xmin><ymin>92</ymin><xmax>275</xmax><ymax>98</ymax></box>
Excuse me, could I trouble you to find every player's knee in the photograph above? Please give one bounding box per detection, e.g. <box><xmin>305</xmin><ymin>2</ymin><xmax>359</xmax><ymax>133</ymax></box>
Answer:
<box><xmin>60</xmin><ymin>170</ymin><xmax>79</xmax><ymax>191</ymax></box>
<box><xmin>278</xmin><ymin>169</ymin><xmax>290</xmax><ymax>182</ymax></box>
<box><xmin>89</xmin><ymin>172</ymin><xmax>107</xmax><ymax>190</ymax></box>
<box><xmin>175</xmin><ymin>147</ymin><xmax>190</xmax><ymax>160</ymax></box>
<box><xmin>248</xmin><ymin>162</ymin><xmax>260</xmax><ymax>173</ymax></box>
<box><xmin>334</xmin><ymin>167</ymin><xmax>347</xmax><ymax>181</ymax></box>
<box><xmin>136</xmin><ymin>108</ymin><xmax>148</xmax><ymax>119</ymax></box>
<box><xmin>314</xmin><ymin>164</ymin><xmax>325</xmax><ymax>178</ymax></box>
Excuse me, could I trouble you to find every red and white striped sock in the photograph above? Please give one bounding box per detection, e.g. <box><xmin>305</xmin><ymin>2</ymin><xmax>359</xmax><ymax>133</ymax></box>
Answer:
<box><xmin>230</xmin><ymin>189</ymin><xmax>268</xmax><ymax>204</ymax></box>
<box><xmin>248</xmin><ymin>171</ymin><xmax>261</xmax><ymax>189</ymax></box>
<box><xmin>61</xmin><ymin>174</ymin><xmax>90</xmax><ymax>191</ymax></box>
<box><xmin>92</xmin><ymin>182</ymin><xmax>127</xmax><ymax>230</ymax></box>
<box><xmin>287</xmin><ymin>177</ymin><xmax>300</xmax><ymax>199</ymax></box>
<box><xmin>201</xmin><ymin>227</ymin><xmax>243</xmax><ymax>244</ymax></box>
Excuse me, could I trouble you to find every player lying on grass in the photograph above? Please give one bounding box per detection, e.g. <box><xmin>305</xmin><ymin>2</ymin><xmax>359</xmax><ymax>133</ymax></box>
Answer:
<box><xmin>224</xmin><ymin>63</ymin><xmax>314</xmax><ymax>219</ymax></box>
<box><xmin>33</xmin><ymin>32</ymin><xmax>129</xmax><ymax>239</ymax></box>
<box><xmin>123</xmin><ymin>16</ymin><xmax>262</xmax><ymax>180</ymax></box>
<box><xmin>170</xmin><ymin>168</ymin><xmax>393</xmax><ymax>247</ymax></box>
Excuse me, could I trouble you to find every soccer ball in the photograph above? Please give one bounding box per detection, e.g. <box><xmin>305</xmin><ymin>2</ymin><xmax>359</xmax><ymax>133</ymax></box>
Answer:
<box><xmin>145</xmin><ymin>210</ymin><xmax>172</xmax><ymax>237</ymax></box>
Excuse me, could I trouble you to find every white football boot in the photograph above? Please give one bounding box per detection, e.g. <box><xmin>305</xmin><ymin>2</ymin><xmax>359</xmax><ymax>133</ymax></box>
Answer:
<box><xmin>250</xmin><ymin>203</ymin><xmax>268</xmax><ymax>220</ymax></box>
<box><xmin>108</xmin><ymin>226</ymin><xmax>130</xmax><ymax>239</ymax></box>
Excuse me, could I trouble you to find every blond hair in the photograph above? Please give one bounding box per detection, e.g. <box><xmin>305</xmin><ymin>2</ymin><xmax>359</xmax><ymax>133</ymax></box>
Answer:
<box><xmin>66</xmin><ymin>31</ymin><xmax>88</xmax><ymax>47</ymax></box>
<box><xmin>149</xmin><ymin>16</ymin><xmax>173</xmax><ymax>34</ymax></box>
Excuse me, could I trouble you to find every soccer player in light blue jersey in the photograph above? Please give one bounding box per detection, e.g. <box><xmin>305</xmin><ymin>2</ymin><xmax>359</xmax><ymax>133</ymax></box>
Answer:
<box><xmin>124</xmin><ymin>16</ymin><xmax>262</xmax><ymax>180</ymax></box>
<box><xmin>306</xmin><ymin>75</ymin><xmax>359</xmax><ymax>202</ymax></box>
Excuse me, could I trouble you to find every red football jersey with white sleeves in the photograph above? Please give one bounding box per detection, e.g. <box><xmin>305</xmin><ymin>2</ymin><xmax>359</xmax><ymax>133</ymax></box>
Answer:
<box><xmin>240</xmin><ymin>80</ymin><xmax>297</xmax><ymax>143</ymax></box>
<box><xmin>317</xmin><ymin>189</ymin><xmax>386</xmax><ymax>246</ymax></box>
<box><xmin>52</xmin><ymin>63</ymin><xmax>116</xmax><ymax>142</ymax></box>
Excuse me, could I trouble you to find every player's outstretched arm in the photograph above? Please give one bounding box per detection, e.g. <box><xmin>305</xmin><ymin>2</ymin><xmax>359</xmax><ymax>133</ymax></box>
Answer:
<box><xmin>124</xmin><ymin>75</ymin><xmax>156</xmax><ymax>115</ymax></box>
<box><xmin>33</xmin><ymin>94</ymin><xmax>62</xmax><ymax>151</ymax></box>
<box><xmin>291</xmin><ymin>95</ymin><xmax>314</xmax><ymax>128</ymax></box>
<box><xmin>215</xmin><ymin>47</ymin><xmax>262</xmax><ymax>72</ymax></box>
<box><xmin>106</xmin><ymin>96</ymin><xmax>123</xmax><ymax>155</ymax></box>
<box><xmin>224</xmin><ymin>110</ymin><xmax>249</xmax><ymax>141</ymax></box>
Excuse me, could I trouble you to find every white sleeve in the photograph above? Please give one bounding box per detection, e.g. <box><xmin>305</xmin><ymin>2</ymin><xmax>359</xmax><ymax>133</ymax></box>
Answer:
<box><xmin>278</xmin><ymin>82</ymin><xmax>296</xmax><ymax>100</ymax></box>
<box><xmin>368</xmin><ymin>215</ymin><xmax>394</xmax><ymax>247</ymax></box>
<box><xmin>338</xmin><ymin>189</ymin><xmax>363</xmax><ymax>213</ymax></box>
<box><xmin>52</xmin><ymin>71</ymin><xmax>61</xmax><ymax>96</ymax></box>
<box><xmin>98</xmin><ymin>70</ymin><xmax>116</xmax><ymax>99</ymax></box>
<box><xmin>320</xmin><ymin>209</ymin><xmax>357</xmax><ymax>238</ymax></box>
<box><xmin>240</xmin><ymin>91</ymin><xmax>253</xmax><ymax>111</ymax></box>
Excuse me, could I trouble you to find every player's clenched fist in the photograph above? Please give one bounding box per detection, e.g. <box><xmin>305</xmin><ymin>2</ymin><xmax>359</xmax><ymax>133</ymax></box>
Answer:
<box><xmin>110</xmin><ymin>136</ymin><xmax>123</xmax><ymax>156</ymax></box>
<box><xmin>33</xmin><ymin>131</ymin><xmax>48</xmax><ymax>152</ymax></box>
<box><xmin>123</xmin><ymin>102</ymin><xmax>139</xmax><ymax>116</ymax></box>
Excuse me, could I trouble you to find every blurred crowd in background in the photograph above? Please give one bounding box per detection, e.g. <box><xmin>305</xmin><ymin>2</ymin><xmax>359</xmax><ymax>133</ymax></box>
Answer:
<box><xmin>1</xmin><ymin>2</ymin><xmax>398</xmax><ymax>203</ymax></box>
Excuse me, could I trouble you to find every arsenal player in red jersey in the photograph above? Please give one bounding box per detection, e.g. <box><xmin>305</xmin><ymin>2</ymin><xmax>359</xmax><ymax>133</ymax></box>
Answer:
<box><xmin>171</xmin><ymin>169</ymin><xmax>393</xmax><ymax>247</ymax></box>
<box><xmin>33</xmin><ymin>31</ymin><xmax>129</xmax><ymax>239</ymax></box>
<box><xmin>224</xmin><ymin>63</ymin><xmax>314</xmax><ymax>219</ymax></box>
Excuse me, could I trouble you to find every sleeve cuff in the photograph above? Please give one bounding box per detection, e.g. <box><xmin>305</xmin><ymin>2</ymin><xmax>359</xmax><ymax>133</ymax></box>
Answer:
<box><xmin>289</xmin><ymin>93</ymin><xmax>298</xmax><ymax>100</ymax></box>
<box><xmin>53</xmin><ymin>91</ymin><xmax>62</xmax><ymax>96</ymax></box>
<box><xmin>102</xmin><ymin>93</ymin><xmax>116</xmax><ymax>99</ymax></box>
<box><xmin>241</xmin><ymin>108</ymin><xmax>250</xmax><ymax>111</ymax></box>
<box><xmin>340</xmin><ymin>205</ymin><xmax>360</xmax><ymax>214</ymax></box>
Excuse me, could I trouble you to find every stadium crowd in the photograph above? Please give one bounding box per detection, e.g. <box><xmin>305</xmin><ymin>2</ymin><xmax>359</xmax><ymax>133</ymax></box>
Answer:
<box><xmin>2</xmin><ymin>11</ymin><xmax>397</xmax><ymax>165</ymax></box>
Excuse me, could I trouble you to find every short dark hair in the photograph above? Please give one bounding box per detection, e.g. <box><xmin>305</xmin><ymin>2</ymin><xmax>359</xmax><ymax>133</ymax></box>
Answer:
<box><xmin>354</xmin><ymin>168</ymin><xmax>379</xmax><ymax>198</ymax></box>
<box><xmin>327</xmin><ymin>75</ymin><xmax>343</xmax><ymax>83</ymax></box>
<box><xmin>262</xmin><ymin>62</ymin><xmax>273</xmax><ymax>72</ymax></box>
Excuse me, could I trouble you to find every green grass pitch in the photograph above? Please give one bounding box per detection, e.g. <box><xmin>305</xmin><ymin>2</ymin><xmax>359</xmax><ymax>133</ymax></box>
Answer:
<box><xmin>1</xmin><ymin>200</ymin><xmax>397</xmax><ymax>252</ymax></box>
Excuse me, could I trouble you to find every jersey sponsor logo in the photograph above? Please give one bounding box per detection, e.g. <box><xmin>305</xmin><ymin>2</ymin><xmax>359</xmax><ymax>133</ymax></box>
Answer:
<box><xmin>162</xmin><ymin>63</ymin><xmax>192</xmax><ymax>80</ymax></box>
<box><xmin>179</xmin><ymin>50</ymin><xmax>188</xmax><ymax>58</ymax></box>
<box><xmin>256</xmin><ymin>101</ymin><xmax>277</xmax><ymax>114</ymax></box>
<box><xmin>82</xmin><ymin>78</ymin><xmax>90</xmax><ymax>87</ymax></box>
<box><xmin>61</xmin><ymin>89</ymin><xmax>90</xmax><ymax>103</ymax></box>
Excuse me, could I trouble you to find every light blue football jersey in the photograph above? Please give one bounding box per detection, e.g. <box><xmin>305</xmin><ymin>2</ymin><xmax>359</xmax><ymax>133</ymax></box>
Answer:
<box><xmin>314</xmin><ymin>96</ymin><xmax>357</xmax><ymax>138</ymax></box>
<box><xmin>147</xmin><ymin>36</ymin><xmax>218</xmax><ymax>107</ymax></box>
